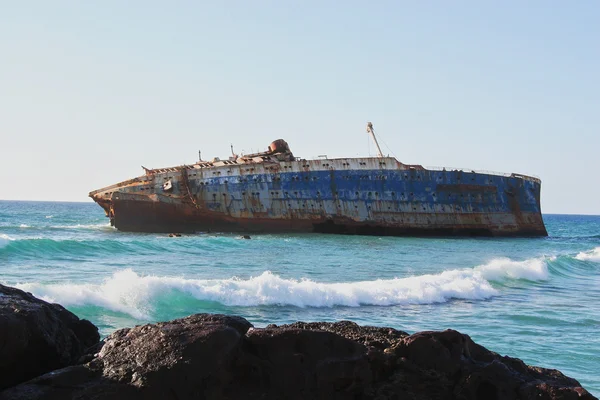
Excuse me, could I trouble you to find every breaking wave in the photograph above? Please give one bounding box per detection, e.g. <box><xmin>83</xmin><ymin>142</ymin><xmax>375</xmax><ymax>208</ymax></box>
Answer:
<box><xmin>575</xmin><ymin>247</ymin><xmax>600</xmax><ymax>262</ymax></box>
<box><xmin>0</xmin><ymin>234</ymin><xmax>13</xmax><ymax>249</ymax></box>
<box><xmin>15</xmin><ymin>257</ymin><xmax>550</xmax><ymax>319</ymax></box>
<box><xmin>474</xmin><ymin>257</ymin><xmax>549</xmax><ymax>281</ymax></box>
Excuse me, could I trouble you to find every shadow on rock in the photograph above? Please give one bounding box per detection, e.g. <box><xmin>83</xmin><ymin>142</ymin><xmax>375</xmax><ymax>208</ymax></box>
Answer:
<box><xmin>0</xmin><ymin>311</ymin><xmax>595</xmax><ymax>400</ymax></box>
<box><xmin>0</xmin><ymin>284</ymin><xmax>100</xmax><ymax>391</ymax></box>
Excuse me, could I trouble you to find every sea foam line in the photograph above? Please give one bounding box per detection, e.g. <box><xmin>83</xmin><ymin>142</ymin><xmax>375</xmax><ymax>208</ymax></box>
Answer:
<box><xmin>50</xmin><ymin>223</ymin><xmax>112</xmax><ymax>230</ymax></box>
<box><xmin>575</xmin><ymin>247</ymin><xmax>600</xmax><ymax>262</ymax></box>
<box><xmin>14</xmin><ymin>256</ymin><xmax>549</xmax><ymax>319</ymax></box>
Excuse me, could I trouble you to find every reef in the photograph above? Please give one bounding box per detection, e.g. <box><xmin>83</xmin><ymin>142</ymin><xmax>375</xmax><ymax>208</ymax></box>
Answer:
<box><xmin>0</xmin><ymin>284</ymin><xmax>594</xmax><ymax>399</ymax></box>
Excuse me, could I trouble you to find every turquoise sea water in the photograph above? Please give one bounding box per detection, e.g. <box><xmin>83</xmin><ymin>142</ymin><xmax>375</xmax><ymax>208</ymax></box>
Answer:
<box><xmin>1</xmin><ymin>200</ymin><xmax>598</xmax><ymax>394</ymax></box>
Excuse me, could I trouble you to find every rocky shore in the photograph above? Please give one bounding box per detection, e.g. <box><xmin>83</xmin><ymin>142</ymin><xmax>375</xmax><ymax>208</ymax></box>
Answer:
<box><xmin>0</xmin><ymin>283</ymin><xmax>595</xmax><ymax>399</ymax></box>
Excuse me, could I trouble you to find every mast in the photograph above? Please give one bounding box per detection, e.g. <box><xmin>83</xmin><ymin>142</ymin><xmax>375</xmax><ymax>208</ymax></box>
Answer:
<box><xmin>366</xmin><ymin>122</ymin><xmax>384</xmax><ymax>158</ymax></box>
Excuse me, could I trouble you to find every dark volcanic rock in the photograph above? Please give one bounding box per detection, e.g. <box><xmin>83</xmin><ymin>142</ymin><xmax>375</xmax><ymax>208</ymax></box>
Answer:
<box><xmin>0</xmin><ymin>314</ymin><xmax>595</xmax><ymax>400</ymax></box>
<box><xmin>242</xmin><ymin>326</ymin><xmax>372</xmax><ymax>398</ymax></box>
<box><xmin>377</xmin><ymin>329</ymin><xmax>594</xmax><ymax>400</ymax></box>
<box><xmin>269</xmin><ymin>320</ymin><xmax>409</xmax><ymax>350</ymax></box>
<box><xmin>0</xmin><ymin>314</ymin><xmax>254</xmax><ymax>400</ymax></box>
<box><xmin>0</xmin><ymin>284</ymin><xmax>100</xmax><ymax>390</ymax></box>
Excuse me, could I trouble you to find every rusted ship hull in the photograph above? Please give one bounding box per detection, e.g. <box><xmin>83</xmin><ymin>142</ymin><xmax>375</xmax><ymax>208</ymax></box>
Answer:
<box><xmin>108</xmin><ymin>196</ymin><xmax>545</xmax><ymax>236</ymax></box>
<box><xmin>90</xmin><ymin>153</ymin><xmax>548</xmax><ymax>237</ymax></box>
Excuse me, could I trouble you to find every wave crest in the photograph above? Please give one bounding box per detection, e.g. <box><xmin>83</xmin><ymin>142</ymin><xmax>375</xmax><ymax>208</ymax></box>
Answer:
<box><xmin>0</xmin><ymin>234</ymin><xmax>13</xmax><ymax>249</ymax></box>
<box><xmin>14</xmin><ymin>255</ymin><xmax>550</xmax><ymax>320</ymax></box>
<box><xmin>474</xmin><ymin>257</ymin><xmax>549</xmax><ymax>281</ymax></box>
<box><xmin>575</xmin><ymin>247</ymin><xmax>600</xmax><ymax>262</ymax></box>
<box><xmin>17</xmin><ymin>268</ymin><xmax>500</xmax><ymax>319</ymax></box>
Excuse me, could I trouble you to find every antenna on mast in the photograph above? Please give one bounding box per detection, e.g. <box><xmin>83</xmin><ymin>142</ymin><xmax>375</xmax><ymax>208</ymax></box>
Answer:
<box><xmin>366</xmin><ymin>122</ymin><xmax>384</xmax><ymax>158</ymax></box>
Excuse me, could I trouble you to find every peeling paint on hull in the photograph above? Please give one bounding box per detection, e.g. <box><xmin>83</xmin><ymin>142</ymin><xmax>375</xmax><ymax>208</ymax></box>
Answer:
<box><xmin>90</xmin><ymin>155</ymin><xmax>548</xmax><ymax>237</ymax></box>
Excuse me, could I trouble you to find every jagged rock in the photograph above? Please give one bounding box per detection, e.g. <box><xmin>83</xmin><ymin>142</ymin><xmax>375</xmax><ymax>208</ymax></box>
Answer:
<box><xmin>242</xmin><ymin>327</ymin><xmax>372</xmax><ymax>398</ymax></box>
<box><xmin>0</xmin><ymin>284</ymin><xmax>100</xmax><ymax>390</ymax></box>
<box><xmin>0</xmin><ymin>313</ymin><xmax>595</xmax><ymax>400</ymax></box>
<box><xmin>269</xmin><ymin>320</ymin><xmax>408</xmax><ymax>350</ymax></box>
<box><xmin>375</xmin><ymin>329</ymin><xmax>593</xmax><ymax>400</ymax></box>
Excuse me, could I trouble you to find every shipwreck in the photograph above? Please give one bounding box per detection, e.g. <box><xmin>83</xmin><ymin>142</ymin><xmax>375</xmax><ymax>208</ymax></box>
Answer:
<box><xmin>90</xmin><ymin>123</ymin><xmax>547</xmax><ymax>236</ymax></box>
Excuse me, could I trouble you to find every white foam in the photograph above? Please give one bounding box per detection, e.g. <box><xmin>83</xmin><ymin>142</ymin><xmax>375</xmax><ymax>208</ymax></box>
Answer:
<box><xmin>575</xmin><ymin>247</ymin><xmax>600</xmax><ymax>262</ymax></box>
<box><xmin>19</xmin><ymin>224</ymin><xmax>30</xmax><ymax>228</ymax></box>
<box><xmin>16</xmin><ymin>268</ymin><xmax>500</xmax><ymax>319</ymax></box>
<box><xmin>0</xmin><ymin>234</ymin><xmax>13</xmax><ymax>249</ymax></box>
<box><xmin>51</xmin><ymin>223</ymin><xmax>112</xmax><ymax>230</ymax></box>
<box><xmin>45</xmin><ymin>215</ymin><xmax>53</xmax><ymax>219</ymax></box>
<box><xmin>17</xmin><ymin>270</ymin><xmax>156</xmax><ymax>319</ymax></box>
<box><xmin>14</xmin><ymin>256</ymin><xmax>551</xmax><ymax>319</ymax></box>
<box><xmin>474</xmin><ymin>257</ymin><xmax>549</xmax><ymax>281</ymax></box>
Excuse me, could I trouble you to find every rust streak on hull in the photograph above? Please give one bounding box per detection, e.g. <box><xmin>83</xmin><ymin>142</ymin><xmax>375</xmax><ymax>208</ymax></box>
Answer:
<box><xmin>104</xmin><ymin>192</ymin><xmax>546</xmax><ymax>237</ymax></box>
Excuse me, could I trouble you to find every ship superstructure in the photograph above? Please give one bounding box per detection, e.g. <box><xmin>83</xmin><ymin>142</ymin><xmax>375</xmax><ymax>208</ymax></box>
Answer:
<box><xmin>90</xmin><ymin>127</ymin><xmax>547</xmax><ymax>236</ymax></box>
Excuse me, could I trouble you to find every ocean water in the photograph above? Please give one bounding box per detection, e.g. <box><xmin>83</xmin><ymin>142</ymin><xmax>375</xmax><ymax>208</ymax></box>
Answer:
<box><xmin>0</xmin><ymin>200</ymin><xmax>598</xmax><ymax>395</ymax></box>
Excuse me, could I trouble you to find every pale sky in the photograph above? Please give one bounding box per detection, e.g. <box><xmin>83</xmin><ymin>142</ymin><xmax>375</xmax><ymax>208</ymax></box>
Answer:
<box><xmin>1</xmin><ymin>1</ymin><xmax>598</xmax><ymax>214</ymax></box>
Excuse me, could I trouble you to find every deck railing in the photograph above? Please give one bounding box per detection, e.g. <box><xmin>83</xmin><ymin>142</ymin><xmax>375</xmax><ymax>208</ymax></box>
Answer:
<box><xmin>425</xmin><ymin>166</ymin><xmax>541</xmax><ymax>183</ymax></box>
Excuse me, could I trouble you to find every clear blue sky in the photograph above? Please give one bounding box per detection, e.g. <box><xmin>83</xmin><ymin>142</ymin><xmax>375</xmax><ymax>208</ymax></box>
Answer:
<box><xmin>1</xmin><ymin>1</ymin><xmax>598</xmax><ymax>214</ymax></box>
